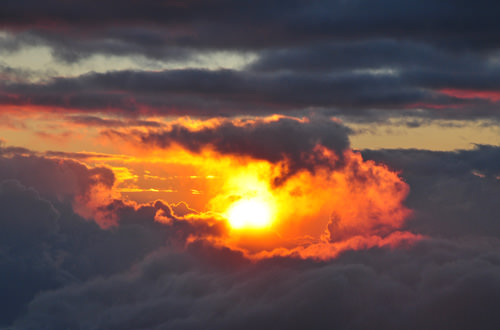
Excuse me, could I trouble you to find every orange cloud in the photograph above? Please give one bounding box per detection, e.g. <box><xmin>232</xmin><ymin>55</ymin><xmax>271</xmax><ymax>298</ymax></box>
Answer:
<box><xmin>87</xmin><ymin>115</ymin><xmax>420</xmax><ymax>259</ymax></box>
<box><xmin>200</xmin><ymin>149</ymin><xmax>416</xmax><ymax>260</ymax></box>
<box><xmin>37</xmin><ymin>114</ymin><xmax>420</xmax><ymax>259</ymax></box>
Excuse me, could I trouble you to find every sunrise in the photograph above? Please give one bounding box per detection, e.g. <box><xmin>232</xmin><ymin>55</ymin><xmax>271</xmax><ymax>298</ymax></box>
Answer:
<box><xmin>2</xmin><ymin>1</ymin><xmax>500</xmax><ymax>329</ymax></box>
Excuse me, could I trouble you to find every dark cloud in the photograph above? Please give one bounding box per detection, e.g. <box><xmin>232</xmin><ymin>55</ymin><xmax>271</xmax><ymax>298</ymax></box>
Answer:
<box><xmin>8</xmin><ymin>238</ymin><xmax>500</xmax><ymax>330</ymax></box>
<box><xmin>43</xmin><ymin>150</ymin><xmax>126</xmax><ymax>160</ymax></box>
<box><xmin>0</xmin><ymin>150</ymin><xmax>225</xmax><ymax>326</ymax></box>
<box><xmin>0</xmin><ymin>145</ymin><xmax>127</xmax><ymax>161</ymax></box>
<box><xmin>249</xmin><ymin>40</ymin><xmax>484</xmax><ymax>73</ymax></box>
<box><xmin>0</xmin><ymin>149</ymin><xmax>114</xmax><ymax>201</ymax></box>
<box><xmin>0</xmin><ymin>180</ymin><xmax>67</xmax><ymax>326</ymax></box>
<box><xmin>2</xmin><ymin>0</ymin><xmax>500</xmax><ymax>52</ymax></box>
<box><xmin>0</xmin><ymin>180</ymin><xmax>171</xmax><ymax>326</ymax></box>
<box><xmin>1</xmin><ymin>65</ymin><xmax>500</xmax><ymax>119</ymax></box>
<box><xmin>1</xmin><ymin>1</ymin><xmax>500</xmax><ymax>121</ymax></box>
<box><xmin>363</xmin><ymin>145</ymin><xmax>500</xmax><ymax>237</ymax></box>
<box><xmin>3</xmin><ymin>1</ymin><xmax>500</xmax><ymax>328</ymax></box>
<box><xmin>67</xmin><ymin>115</ymin><xmax>163</xmax><ymax>128</ymax></box>
<box><xmin>4</xmin><ymin>68</ymin><xmax>414</xmax><ymax>112</ymax></box>
<box><xmin>137</xmin><ymin>115</ymin><xmax>351</xmax><ymax>184</ymax></box>
<box><xmin>2</xmin><ymin>146</ymin><xmax>500</xmax><ymax>328</ymax></box>
<box><xmin>0</xmin><ymin>180</ymin><xmax>58</xmax><ymax>247</ymax></box>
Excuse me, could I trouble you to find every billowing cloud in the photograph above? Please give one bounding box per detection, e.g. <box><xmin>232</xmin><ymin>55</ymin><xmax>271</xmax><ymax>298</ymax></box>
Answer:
<box><xmin>0</xmin><ymin>146</ymin><xmax>116</xmax><ymax>225</ymax></box>
<box><xmin>104</xmin><ymin>116</ymin><xmax>415</xmax><ymax>259</ymax></box>
<box><xmin>137</xmin><ymin>115</ymin><xmax>351</xmax><ymax>184</ymax></box>
<box><xmin>0</xmin><ymin>149</ymin><xmax>112</xmax><ymax>195</ymax></box>
<box><xmin>2</xmin><ymin>144</ymin><xmax>500</xmax><ymax>328</ymax></box>
<box><xmin>0</xmin><ymin>151</ymin><xmax>223</xmax><ymax>326</ymax></box>
<box><xmin>9</xmin><ymin>236</ymin><xmax>500</xmax><ymax>330</ymax></box>
<box><xmin>3</xmin><ymin>1</ymin><xmax>500</xmax><ymax>328</ymax></box>
<box><xmin>363</xmin><ymin>145</ymin><xmax>500</xmax><ymax>237</ymax></box>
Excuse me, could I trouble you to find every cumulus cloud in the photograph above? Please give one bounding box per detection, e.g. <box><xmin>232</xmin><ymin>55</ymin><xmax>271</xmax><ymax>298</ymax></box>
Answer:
<box><xmin>2</xmin><ymin>145</ymin><xmax>500</xmax><ymax>328</ymax></box>
<box><xmin>103</xmin><ymin>115</ymin><xmax>416</xmax><ymax>259</ymax></box>
<box><xmin>0</xmin><ymin>180</ymin><xmax>67</xmax><ymax>325</ymax></box>
<box><xmin>9</xmin><ymin>238</ymin><xmax>500</xmax><ymax>330</ymax></box>
<box><xmin>0</xmin><ymin>147</ymin><xmax>114</xmax><ymax>200</ymax></box>
<box><xmin>3</xmin><ymin>1</ymin><xmax>500</xmax><ymax>328</ymax></box>
<box><xmin>0</xmin><ymin>151</ymin><xmax>223</xmax><ymax>326</ymax></box>
<box><xmin>0</xmin><ymin>148</ymin><xmax>118</xmax><ymax>227</ymax></box>
<box><xmin>137</xmin><ymin>115</ymin><xmax>351</xmax><ymax>184</ymax></box>
<box><xmin>363</xmin><ymin>145</ymin><xmax>500</xmax><ymax>237</ymax></box>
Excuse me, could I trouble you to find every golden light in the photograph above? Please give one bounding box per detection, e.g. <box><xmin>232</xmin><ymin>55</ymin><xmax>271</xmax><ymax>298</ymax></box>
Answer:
<box><xmin>95</xmin><ymin>115</ymin><xmax>417</xmax><ymax>259</ymax></box>
<box><xmin>226</xmin><ymin>197</ymin><xmax>272</xmax><ymax>229</ymax></box>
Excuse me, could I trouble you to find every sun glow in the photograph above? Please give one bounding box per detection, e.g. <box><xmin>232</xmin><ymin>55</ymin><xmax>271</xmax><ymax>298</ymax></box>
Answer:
<box><xmin>118</xmin><ymin>140</ymin><xmax>415</xmax><ymax>258</ymax></box>
<box><xmin>226</xmin><ymin>197</ymin><xmax>272</xmax><ymax>229</ymax></box>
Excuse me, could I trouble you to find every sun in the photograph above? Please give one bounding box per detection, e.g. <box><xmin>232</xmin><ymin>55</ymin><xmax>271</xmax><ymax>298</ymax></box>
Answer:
<box><xmin>226</xmin><ymin>197</ymin><xmax>273</xmax><ymax>230</ymax></box>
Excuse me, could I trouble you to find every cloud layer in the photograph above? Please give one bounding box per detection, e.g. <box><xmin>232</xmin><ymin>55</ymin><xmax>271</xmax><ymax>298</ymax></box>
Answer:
<box><xmin>1</xmin><ymin>0</ymin><xmax>500</xmax><ymax>120</ymax></box>
<box><xmin>2</xmin><ymin>1</ymin><xmax>500</xmax><ymax>329</ymax></box>
<box><xmin>2</xmin><ymin>142</ymin><xmax>500</xmax><ymax>328</ymax></box>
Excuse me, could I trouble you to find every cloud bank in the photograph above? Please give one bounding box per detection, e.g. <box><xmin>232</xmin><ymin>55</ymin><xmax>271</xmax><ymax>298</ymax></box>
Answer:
<box><xmin>2</xmin><ymin>1</ymin><xmax>500</xmax><ymax>329</ymax></box>
<box><xmin>2</xmin><ymin>140</ymin><xmax>500</xmax><ymax>328</ymax></box>
<box><xmin>1</xmin><ymin>0</ymin><xmax>500</xmax><ymax>121</ymax></box>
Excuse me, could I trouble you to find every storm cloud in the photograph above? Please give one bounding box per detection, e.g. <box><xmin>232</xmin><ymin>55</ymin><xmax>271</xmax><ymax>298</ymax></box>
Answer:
<box><xmin>1</xmin><ymin>0</ymin><xmax>500</xmax><ymax>120</ymax></box>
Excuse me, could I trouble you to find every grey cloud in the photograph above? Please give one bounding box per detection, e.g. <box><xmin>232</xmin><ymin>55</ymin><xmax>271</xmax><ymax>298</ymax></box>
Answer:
<box><xmin>1</xmin><ymin>1</ymin><xmax>500</xmax><ymax>121</ymax></box>
<box><xmin>0</xmin><ymin>150</ymin><xmax>214</xmax><ymax>326</ymax></box>
<box><xmin>249</xmin><ymin>40</ymin><xmax>485</xmax><ymax>73</ymax></box>
<box><xmin>0</xmin><ymin>68</ymin><xmax>463</xmax><ymax>117</ymax></box>
<box><xmin>67</xmin><ymin>115</ymin><xmax>163</xmax><ymax>128</ymax></box>
<box><xmin>138</xmin><ymin>115</ymin><xmax>351</xmax><ymax>185</ymax></box>
<box><xmin>3</xmin><ymin>147</ymin><xmax>500</xmax><ymax>328</ymax></box>
<box><xmin>9</xmin><ymin>238</ymin><xmax>500</xmax><ymax>330</ymax></box>
<box><xmin>1</xmin><ymin>0</ymin><xmax>500</xmax><ymax>122</ymax></box>
<box><xmin>0</xmin><ymin>179</ymin><xmax>58</xmax><ymax>249</ymax></box>
<box><xmin>2</xmin><ymin>1</ymin><xmax>500</xmax><ymax>53</ymax></box>
<box><xmin>363</xmin><ymin>145</ymin><xmax>500</xmax><ymax>237</ymax></box>
<box><xmin>0</xmin><ymin>150</ymin><xmax>114</xmax><ymax>201</ymax></box>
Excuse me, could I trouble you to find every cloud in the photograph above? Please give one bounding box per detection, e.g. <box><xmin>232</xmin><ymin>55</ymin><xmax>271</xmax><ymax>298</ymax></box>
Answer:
<box><xmin>363</xmin><ymin>145</ymin><xmax>500</xmax><ymax>237</ymax></box>
<box><xmin>110</xmin><ymin>116</ymin><xmax>415</xmax><ymax>259</ymax></box>
<box><xmin>0</xmin><ymin>148</ymin><xmax>230</xmax><ymax>326</ymax></box>
<box><xmin>137</xmin><ymin>115</ymin><xmax>351</xmax><ymax>184</ymax></box>
<box><xmin>0</xmin><ymin>156</ymin><xmax>219</xmax><ymax>326</ymax></box>
<box><xmin>0</xmin><ymin>149</ymin><xmax>115</xmax><ymax>222</ymax></box>
<box><xmin>67</xmin><ymin>115</ymin><xmax>163</xmax><ymax>128</ymax></box>
<box><xmin>0</xmin><ymin>180</ymin><xmax>58</xmax><ymax>246</ymax></box>
<box><xmin>0</xmin><ymin>180</ymin><xmax>68</xmax><ymax>325</ymax></box>
<box><xmin>3</xmin><ymin>0</ymin><xmax>500</xmax><ymax>54</ymax></box>
<box><xmin>3</xmin><ymin>1</ymin><xmax>500</xmax><ymax>327</ymax></box>
<box><xmin>2</xmin><ymin>145</ymin><xmax>500</xmax><ymax>328</ymax></box>
<box><xmin>1</xmin><ymin>68</ymin><xmax>422</xmax><ymax>115</ymax></box>
<box><xmin>2</xmin><ymin>1</ymin><xmax>500</xmax><ymax>122</ymax></box>
<box><xmin>9</xmin><ymin>238</ymin><xmax>500</xmax><ymax>330</ymax></box>
<box><xmin>0</xmin><ymin>180</ymin><xmax>171</xmax><ymax>326</ymax></box>
<box><xmin>1</xmin><ymin>65</ymin><xmax>499</xmax><ymax>120</ymax></box>
<box><xmin>249</xmin><ymin>40</ymin><xmax>482</xmax><ymax>73</ymax></box>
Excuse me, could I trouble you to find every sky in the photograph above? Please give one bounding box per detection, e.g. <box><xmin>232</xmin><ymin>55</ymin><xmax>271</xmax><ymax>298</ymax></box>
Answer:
<box><xmin>2</xmin><ymin>1</ymin><xmax>500</xmax><ymax>329</ymax></box>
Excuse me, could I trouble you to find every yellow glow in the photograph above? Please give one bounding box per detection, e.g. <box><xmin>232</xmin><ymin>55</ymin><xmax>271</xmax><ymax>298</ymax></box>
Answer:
<box><xmin>207</xmin><ymin>164</ymin><xmax>278</xmax><ymax>231</ymax></box>
<box><xmin>226</xmin><ymin>197</ymin><xmax>272</xmax><ymax>229</ymax></box>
